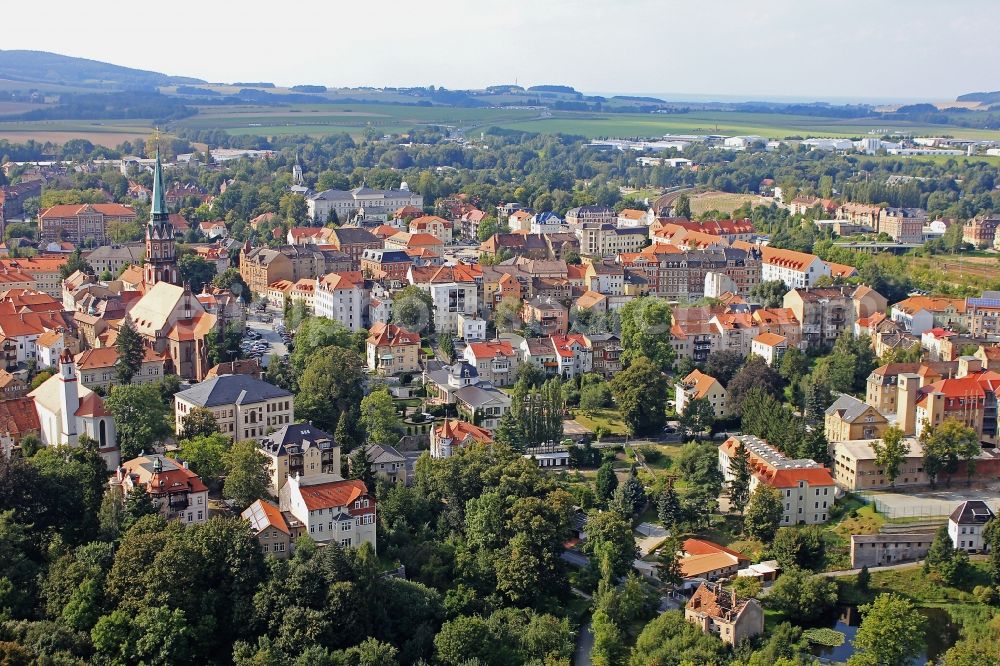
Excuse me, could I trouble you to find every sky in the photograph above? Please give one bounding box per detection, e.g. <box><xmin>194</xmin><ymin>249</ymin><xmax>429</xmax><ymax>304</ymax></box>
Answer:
<box><xmin>4</xmin><ymin>0</ymin><xmax>999</xmax><ymax>103</ymax></box>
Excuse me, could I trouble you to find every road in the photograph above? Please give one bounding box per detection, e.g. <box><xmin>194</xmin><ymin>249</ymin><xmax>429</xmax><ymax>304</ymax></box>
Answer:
<box><xmin>245</xmin><ymin>313</ymin><xmax>288</xmax><ymax>368</ymax></box>
<box><xmin>820</xmin><ymin>560</ymin><xmax>924</xmax><ymax>578</ymax></box>
<box><xmin>573</xmin><ymin>621</ymin><xmax>594</xmax><ymax>666</ymax></box>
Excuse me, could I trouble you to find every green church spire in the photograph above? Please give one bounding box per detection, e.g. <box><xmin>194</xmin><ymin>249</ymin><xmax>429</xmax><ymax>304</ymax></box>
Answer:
<box><xmin>151</xmin><ymin>148</ymin><xmax>168</xmax><ymax>220</ymax></box>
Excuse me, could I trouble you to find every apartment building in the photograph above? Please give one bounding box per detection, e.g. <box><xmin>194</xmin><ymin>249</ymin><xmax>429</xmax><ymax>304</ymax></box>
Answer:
<box><xmin>718</xmin><ymin>435</ymin><xmax>836</xmax><ymax>525</ymax></box>
<box><xmin>314</xmin><ymin>272</ymin><xmax>369</xmax><ymax>332</ymax></box>
<box><xmin>116</xmin><ymin>453</ymin><xmax>209</xmax><ymax>525</ymax></box>
<box><xmin>174</xmin><ymin>375</ymin><xmax>294</xmax><ymax>441</ymax></box>
<box><xmin>675</xmin><ymin>369</ymin><xmax>732</xmax><ymax>420</ymax></box>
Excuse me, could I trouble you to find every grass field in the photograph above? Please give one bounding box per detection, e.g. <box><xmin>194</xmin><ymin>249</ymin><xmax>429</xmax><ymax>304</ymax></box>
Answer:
<box><xmin>572</xmin><ymin>408</ymin><xmax>629</xmax><ymax>435</ymax></box>
<box><xmin>688</xmin><ymin>191</ymin><xmax>770</xmax><ymax>216</ymax></box>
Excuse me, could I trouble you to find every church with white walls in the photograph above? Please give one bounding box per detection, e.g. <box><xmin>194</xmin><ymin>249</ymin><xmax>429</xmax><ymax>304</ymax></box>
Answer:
<box><xmin>28</xmin><ymin>348</ymin><xmax>119</xmax><ymax>470</ymax></box>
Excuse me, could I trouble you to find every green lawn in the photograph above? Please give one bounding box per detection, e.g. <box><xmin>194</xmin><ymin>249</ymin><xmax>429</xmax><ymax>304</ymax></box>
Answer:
<box><xmin>838</xmin><ymin>560</ymin><xmax>994</xmax><ymax>609</ymax></box>
<box><xmin>573</xmin><ymin>408</ymin><xmax>628</xmax><ymax>435</ymax></box>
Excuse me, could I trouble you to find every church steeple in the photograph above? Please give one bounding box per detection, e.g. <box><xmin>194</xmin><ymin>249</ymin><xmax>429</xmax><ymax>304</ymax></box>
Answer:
<box><xmin>145</xmin><ymin>147</ymin><xmax>178</xmax><ymax>287</ymax></box>
<box><xmin>151</xmin><ymin>149</ymin><xmax>168</xmax><ymax>221</ymax></box>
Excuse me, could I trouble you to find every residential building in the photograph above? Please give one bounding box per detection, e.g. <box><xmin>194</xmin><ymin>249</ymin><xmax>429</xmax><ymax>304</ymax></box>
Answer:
<box><xmin>850</xmin><ymin>534</ymin><xmax>935</xmax><ymax>568</ymax></box>
<box><xmin>174</xmin><ymin>375</ymin><xmax>294</xmax><ymax>441</ymax></box>
<box><xmin>423</xmin><ymin>361</ymin><xmax>512</xmax><ymax>429</ymax></box>
<box><xmin>565</xmin><ymin>205</ymin><xmax>615</xmax><ymax>226</ymax></box>
<box><xmin>718</xmin><ymin>435</ymin><xmax>836</xmax><ymax>525</ymax></box>
<box><xmin>242</xmin><ymin>499</ymin><xmax>301</xmax><ymax>558</ymax></box>
<box><xmin>366</xmin><ymin>322</ymin><xmax>421</xmax><ymax>375</ymax></box>
<box><xmin>455</xmin><ymin>314</ymin><xmax>486</xmax><ymax>342</ymax></box>
<box><xmin>676</xmin><ymin>369</ymin><xmax>731</xmax><ymax>420</ymax></box>
<box><xmin>287</xmin><ymin>226</ymin><xmax>333</xmax><ymax>245</ymax></box>
<box><xmin>307</xmin><ymin>183</ymin><xmax>422</xmax><ymax>223</ymax></box>
<box><xmin>865</xmin><ymin>361</ymin><xmax>958</xmax><ymax>415</ymax></box>
<box><xmin>890</xmin><ymin>296</ymin><xmax>967</xmax><ymax>336</ymax></box>
<box><xmin>616</xmin><ymin>208</ymin><xmax>654</xmax><ymax>227</ymax></box>
<box><xmin>385</xmin><ymin>231</ymin><xmax>444</xmax><ymax>255</ymax></box>
<box><xmin>522</xmin><ymin>296</ymin><xmax>568</xmax><ymax>336</ymax></box>
<box><xmin>949</xmin><ymin>500</ymin><xmax>995</xmax><ymax>552</ymax></box>
<box><xmin>881</xmin><ymin>208</ymin><xmax>927</xmax><ymax>243</ymax></box>
<box><xmin>279</xmin><ymin>475</ymin><xmax>376</xmax><ymax>549</ymax></box>
<box><xmin>584</xmin><ymin>333</ymin><xmax>623</xmax><ymax>378</ymax></box>
<box><xmin>464</xmin><ymin>340</ymin><xmax>519</xmax><ymax>386</ymax></box>
<box><xmin>685</xmin><ymin>582</ymin><xmax>764</xmax><ymax>646</ymax></box>
<box><xmin>964</xmin><ymin>295</ymin><xmax>1000</xmax><ymax>338</ymax></box>
<box><xmin>679</xmin><ymin>539</ymin><xmax>751</xmax><ymax>581</ymax></box>
<box><xmin>430</xmin><ymin>418</ymin><xmax>493</xmax><ymax>458</ymax></box>
<box><xmin>408</xmin><ymin>264</ymin><xmax>480</xmax><ymax>334</ymax></box>
<box><xmin>85</xmin><ymin>243</ymin><xmax>145</xmax><ymax>275</ymax></box>
<box><xmin>361</xmin><ymin>443</ymin><xmax>406</xmax><ymax>483</ymax></box>
<box><xmin>0</xmin><ymin>396</ymin><xmax>41</xmax><ymax>458</ymax></box>
<box><xmin>360</xmin><ymin>248</ymin><xmax>411</xmax><ymax>282</ymax></box>
<box><xmin>750</xmin><ymin>332</ymin><xmax>787</xmax><ymax>365</ymax></box>
<box><xmin>824</xmin><ymin>394</ymin><xmax>889</xmax><ymax>442</ymax></box>
<box><xmin>620</xmin><ymin>246</ymin><xmax>760</xmax><ymax>301</ymax></box>
<box><xmin>408</xmin><ymin>215</ymin><xmax>453</xmax><ymax>243</ymax></box>
<box><xmin>0</xmin><ymin>256</ymin><xmax>69</xmax><ymax>297</ymax></box>
<box><xmin>258</xmin><ymin>422</ymin><xmax>340</xmax><ymax>493</ymax></box>
<box><xmin>75</xmin><ymin>347</ymin><xmax>167</xmax><ymax>392</ymax></box>
<box><xmin>479</xmin><ymin>233</ymin><xmax>580</xmax><ymax>261</ymax></box>
<box><xmin>314</xmin><ymin>272</ymin><xmax>369</xmax><ymax>332</ymax></box>
<box><xmin>837</xmin><ymin>202</ymin><xmax>884</xmax><ymax>230</ymax></box>
<box><xmin>963</xmin><ymin>214</ymin><xmax>1000</xmax><ymax>248</ymax></box>
<box><xmin>783</xmin><ymin>286</ymin><xmax>859</xmax><ymax>348</ymax></box>
<box><xmin>831</xmin><ymin>438</ymin><xmax>930</xmax><ymax>490</ymax></box>
<box><xmin>115</xmin><ymin>453</ymin><xmax>209</xmax><ymax>524</ymax></box>
<box><xmin>758</xmin><ymin>245</ymin><xmax>831</xmax><ymax>289</ymax></box>
<box><xmin>37</xmin><ymin>203</ymin><xmax>137</xmax><ymax>245</ymax></box>
<box><xmin>29</xmin><ymin>349</ymin><xmax>118</xmax><ymax>469</ymax></box>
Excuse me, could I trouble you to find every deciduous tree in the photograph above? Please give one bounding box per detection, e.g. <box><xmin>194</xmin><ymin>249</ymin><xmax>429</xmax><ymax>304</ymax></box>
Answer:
<box><xmin>115</xmin><ymin>318</ymin><xmax>145</xmax><ymax>385</ymax></box>
<box><xmin>744</xmin><ymin>484</ymin><xmax>783</xmax><ymax>541</ymax></box>
<box><xmin>848</xmin><ymin>593</ymin><xmax>926</xmax><ymax>666</ymax></box>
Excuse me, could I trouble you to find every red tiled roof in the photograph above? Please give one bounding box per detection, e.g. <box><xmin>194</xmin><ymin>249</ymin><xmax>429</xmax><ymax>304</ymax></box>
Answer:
<box><xmin>467</xmin><ymin>341</ymin><xmax>515</xmax><ymax>358</ymax></box>
<box><xmin>297</xmin><ymin>478</ymin><xmax>368</xmax><ymax>511</ymax></box>
<box><xmin>0</xmin><ymin>397</ymin><xmax>40</xmax><ymax>438</ymax></box>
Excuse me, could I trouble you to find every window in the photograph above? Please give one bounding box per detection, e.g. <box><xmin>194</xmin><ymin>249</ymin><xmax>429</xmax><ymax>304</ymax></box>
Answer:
<box><xmin>197</xmin><ymin>511</ymin><xmax>203</xmax><ymax>520</ymax></box>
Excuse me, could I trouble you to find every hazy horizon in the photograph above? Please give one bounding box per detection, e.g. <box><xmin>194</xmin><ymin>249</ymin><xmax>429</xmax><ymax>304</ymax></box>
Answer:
<box><xmin>4</xmin><ymin>0</ymin><xmax>998</xmax><ymax>102</ymax></box>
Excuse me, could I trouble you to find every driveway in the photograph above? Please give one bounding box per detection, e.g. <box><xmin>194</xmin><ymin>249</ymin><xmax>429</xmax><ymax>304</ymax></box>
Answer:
<box><xmin>573</xmin><ymin>620</ymin><xmax>594</xmax><ymax>666</ymax></box>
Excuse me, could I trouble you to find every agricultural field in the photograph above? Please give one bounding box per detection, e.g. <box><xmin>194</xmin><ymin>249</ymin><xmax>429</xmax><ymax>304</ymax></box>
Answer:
<box><xmin>0</xmin><ymin>119</ymin><xmax>155</xmax><ymax>146</ymax></box>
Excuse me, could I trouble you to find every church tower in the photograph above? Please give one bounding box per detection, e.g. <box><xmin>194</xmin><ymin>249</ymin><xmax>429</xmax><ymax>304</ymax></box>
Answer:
<box><xmin>145</xmin><ymin>149</ymin><xmax>178</xmax><ymax>287</ymax></box>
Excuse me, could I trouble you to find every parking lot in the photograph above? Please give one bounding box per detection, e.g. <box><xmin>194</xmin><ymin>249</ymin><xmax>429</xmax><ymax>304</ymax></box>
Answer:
<box><xmin>244</xmin><ymin>313</ymin><xmax>290</xmax><ymax>368</ymax></box>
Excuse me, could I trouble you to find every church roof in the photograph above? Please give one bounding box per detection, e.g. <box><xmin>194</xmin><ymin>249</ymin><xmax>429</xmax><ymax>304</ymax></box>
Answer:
<box><xmin>150</xmin><ymin>150</ymin><xmax>168</xmax><ymax>218</ymax></box>
<box><xmin>128</xmin><ymin>282</ymin><xmax>204</xmax><ymax>336</ymax></box>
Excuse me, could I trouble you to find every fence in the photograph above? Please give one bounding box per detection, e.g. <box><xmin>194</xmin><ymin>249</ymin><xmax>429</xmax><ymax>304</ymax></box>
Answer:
<box><xmin>859</xmin><ymin>493</ymin><xmax>1000</xmax><ymax>520</ymax></box>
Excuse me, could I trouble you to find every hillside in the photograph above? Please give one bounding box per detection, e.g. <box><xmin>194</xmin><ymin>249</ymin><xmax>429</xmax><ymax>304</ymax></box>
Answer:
<box><xmin>957</xmin><ymin>90</ymin><xmax>1000</xmax><ymax>105</ymax></box>
<box><xmin>0</xmin><ymin>49</ymin><xmax>204</xmax><ymax>90</ymax></box>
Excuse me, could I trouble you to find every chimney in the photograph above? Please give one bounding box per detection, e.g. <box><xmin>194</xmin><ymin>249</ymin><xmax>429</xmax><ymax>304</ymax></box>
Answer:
<box><xmin>896</xmin><ymin>373</ymin><xmax>921</xmax><ymax>436</ymax></box>
<box><xmin>958</xmin><ymin>356</ymin><xmax>982</xmax><ymax>378</ymax></box>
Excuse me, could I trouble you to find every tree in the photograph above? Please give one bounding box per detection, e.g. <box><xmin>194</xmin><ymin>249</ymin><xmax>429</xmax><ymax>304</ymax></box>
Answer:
<box><xmin>656</xmin><ymin>483</ymin><xmax>682</xmax><ymax>529</ymax></box>
<box><xmin>391</xmin><ymin>285</ymin><xmax>434</xmax><ymax>334</ymax></box>
<box><xmin>610</xmin><ymin>357</ymin><xmax>667</xmax><ymax>436</ymax></box>
<box><xmin>212</xmin><ymin>268</ymin><xmax>251</xmax><ymax>303</ymax></box>
<box><xmin>179</xmin><ymin>407</ymin><xmax>220</xmax><ymax>440</ymax></box>
<box><xmin>706</xmin><ymin>350</ymin><xmax>745</xmax><ymax>386</ymax></box>
<box><xmin>58</xmin><ymin>248</ymin><xmax>94</xmax><ymax>278</ymax></box>
<box><xmin>743</xmin><ymin>484</ymin><xmax>783</xmax><ymax>541</ymax></box>
<box><xmin>727</xmin><ymin>356</ymin><xmax>784</xmax><ymax>410</ymax></box>
<box><xmin>360</xmin><ymin>388</ymin><xmax>402</xmax><ymax>448</ymax></box>
<box><xmin>122</xmin><ymin>484</ymin><xmax>158</xmax><ymax>531</ymax></box>
<box><xmin>105</xmin><ymin>384</ymin><xmax>171</xmax><ymax>460</ymax></box>
<box><xmin>629</xmin><ymin>610</ymin><xmax>729</xmax><ymax>666</ymax></box>
<box><xmin>223</xmin><ymin>440</ymin><xmax>271</xmax><ymax>510</ymax></box>
<box><xmin>656</xmin><ymin>535</ymin><xmax>683</xmax><ymax>587</ymax></box>
<box><xmin>727</xmin><ymin>441</ymin><xmax>752</xmax><ymax>514</ymax></box>
<box><xmin>921</xmin><ymin>418</ymin><xmax>980</xmax><ymax>488</ymax></box>
<box><xmin>583</xmin><ymin>509</ymin><xmax>638</xmax><ymax>581</ymax></box>
<box><xmin>778</xmin><ymin>346</ymin><xmax>809</xmax><ymax>386</ymax></box>
<box><xmin>493</xmin><ymin>296</ymin><xmax>523</xmax><ymax>333</ymax></box>
<box><xmin>857</xmin><ymin>565</ymin><xmax>871</xmax><ymax>591</ymax></box>
<box><xmin>178</xmin><ymin>254</ymin><xmax>217</xmax><ymax>293</ymax></box>
<box><xmin>296</xmin><ymin>346</ymin><xmax>364</xmax><ymax>432</ymax></box>
<box><xmin>115</xmin><ymin>318</ymin><xmax>145</xmax><ymax>385</ymax></box>
<box><xmin>872</xmin><ymin>425</ymin><xmax>907</xmax><ymax>487</ymax></box>
<box><xmin>579</xmin><ymin>382</ymin><xmax>612</xmax><ymax>414</ymax></box>
<box><xmin>348</xmin><ymin>447</ymin><xmax>375</xmax><ymax>489</ymax></box>
<box><xmin>768</xmin><ymin>526</ymin><xmax>826</xmax><ymax>571</ymax></box>
<box><xmin>750</xmin><ymin>279</ymin><xmax>789</xmax><ymax>308</ymax></box>
<box><xmin>206</xmin><ymin>322</ymin><xmax>244</xmax><ymax>368</ymax></box>
<box><xmin>609</xmin><ymin>470</ymin><xmax>647</xmax><ymax>517</ymax></box>
<box><xmin>674</xmin><ymin>194</ymin><xmax>692</xmax><ymax>219</ymax></box>
<box><xmin>766</xmin><ymin>568</ymin><xmax>838</xmax><ymax>624</ymax></box>
<box><xmin>677</xmin><ymin>442</ymin><xmax>723</xmax><ymax>497</ymax></box>
<box><xmin>679</xmin><ymin>396</ymin><xmax>715</xmax><ymax>436</ymax></box>
<box><xmin>848</xmin><ymin>593</ymin><xmax>926</xmax><ymax>666</ymax></box>
<box><xmin>925</xmin><ymin>524</ymin><xmax>956</xmax><ymax>573</ymax></box>
<box><xmin>618</xmin><ymin>297</ymin><xmax>674</xmax><ymax>371</ymax></box>
<box><xmin>595</xmin><ymin>462</ymin><xmax>619</xmax><ymax>504</ymax></box>
<box><xmin>437</xmin><ymin>333</ymin><xmax>455</xmax><ymax>363</ymax></box>
<box><xmin>175</xmin><ymin>433</ymin><xmax>231</xmax><ymax>485</ymax></box>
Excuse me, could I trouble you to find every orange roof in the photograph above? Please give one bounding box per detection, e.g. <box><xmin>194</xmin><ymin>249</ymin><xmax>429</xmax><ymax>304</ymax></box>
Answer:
<box><xmin>75</xmin><ymin>392</ymin><xmax>111</xmax><ymax>417</ymax></box>
<box><xmin>753</xmin><ymin>332</ymin><xmax>787</xmax><ymax>346</ymax></box>
<box><xmin>0</xmin><ymin>396</ymin><xmax>40</xmax><ymax>438</ymax></box>
<box><xmin>826</xmin><ymin>261</ymin><xmax>858</xmax><ymax>277</ymax></box>
<box><xmin>617</xmin><ymin>208</ymin><xmax>648</xmax><ymax>220</ymax></box>
<box><xmin>165</xmin><ymin>312</ymin><xmax>216</xmax><ymax>342</ymax></box>
<box><xmin>680</xmin><ymin>552</ymin><xmax>742</xmax><ymax>578</ymax></box>
<box><xmin>372</xmin><ymin>224</ymin><xmax>398</xmax><ymax>239</ymax></box>
<box><xmin>368</xmin><ymin>323</ymin><xmax>421</xmax><ymax>348</ymax></box>
<box><xmin>409</xmin><ymin>215</ymin><xmax>450</xmax><ymax>229</ymax></box>
<box><xmin>39</xmin><ymin>203</ymin><xmax>135</xmax><ymax>219</ymax></box>
<box><xmin>683</xmin><ymin>538</ymin><xmax>748</xmax><ymax>559</ymax></box>
<box><xmin>467</xmin><ymin>340</ymin><xmax>515</xmax><ymax>358</ymax></box>
<box><xmin>297</xmin><ymin>478</ymin><xmax>368</xmax><ymax>511</ymax></box>
<box><xmin>318</xmin><ymin>272</ymin><xmax>362</xmax><ymax>290</ymax></box>
<box><xmin>893</xmin><ymin>296</ymin><xmax>966</xmax><ymax>315</ymax></box>
<box><xmin>242</xmin><ymin>499</ymin><xmax>290</xmax><ymax>535</ymax></box>
<box><xmin>763</xmin><ymin>467</ymin><xmax>836</xmax><ymax>488</ymax></box>
<box><xmin>566</xmin><ymin>264</ymin><xmax>589</xmax><ymax>280</ymax></box>
<box><xmin>682</xmin><ymin>368</ymin><xmax>722</xmax><ymax>399</ymax></box>
<box><xmin>268</xmin><ymin>279</ymin><xmax>294</xmax><ymax>292</ymax></box>
<box><xmin>436</xmin><ymin>419</ymin><xmax>492</xmax><ymax>443</ymax></box>
<box><xmin>757</xmin><ymin>245</ymin><xmax>821</xmax><ymax>271</ymax></box>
